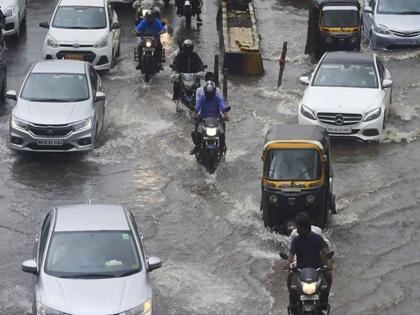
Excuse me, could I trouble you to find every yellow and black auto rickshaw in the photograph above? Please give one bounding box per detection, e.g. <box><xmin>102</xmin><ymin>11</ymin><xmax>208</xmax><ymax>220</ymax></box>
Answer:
<box><xmin>261</xmin><ymin>125</ymin><xmax>336</xmax><ymax>234</ymax></box>
<box><xmin>305</xmin><ymin>0</ymin><xmax>361</xmax><ymax>61</ymax></box>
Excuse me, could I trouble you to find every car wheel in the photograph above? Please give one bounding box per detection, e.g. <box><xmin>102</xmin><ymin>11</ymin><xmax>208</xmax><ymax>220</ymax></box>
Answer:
<box><xmin>116</xmin><ymin>41</ymin><xmax>121</xmax><ymax>58</ymax></box>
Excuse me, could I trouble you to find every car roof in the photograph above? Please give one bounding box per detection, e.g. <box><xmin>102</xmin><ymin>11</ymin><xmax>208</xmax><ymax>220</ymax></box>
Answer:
<box><xmin>54</xmin><ymin>204</ymin><xmax>131</xmax><ymax>232</ymax></box>
<box><xmin>31</xmin><ymin>60</ymin><xmax>87</xmax><ymax>74</ymax></box>
<box><xmin>322</xmin><ymin>52</ymin><xmax>374</xmax><ymax>65</ymax></box>
<box><xmin>59</xmin><ymin>0</ymin><xmax>105</xmax><ymax>7</ymax></box>
<box><xmin>311</xmin><ymin>0</ymin><xmax>360</xmax><ymax>8</ymax></box>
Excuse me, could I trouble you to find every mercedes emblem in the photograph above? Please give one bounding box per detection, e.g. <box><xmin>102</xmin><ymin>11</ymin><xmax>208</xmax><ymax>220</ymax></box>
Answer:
<box><xmin>335</xmin><ymin>114</ymin><xmax>344</xmax><ymax>126</ymax></box>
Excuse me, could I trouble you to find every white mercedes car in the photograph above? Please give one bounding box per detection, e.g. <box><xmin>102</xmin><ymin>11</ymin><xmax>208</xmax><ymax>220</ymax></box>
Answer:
<box><xmin>298</xmin><ymin>52</ymin><xmax>393</xmax><ymax>141</ymax></box>
<box><xmin>0</xmin><ymin>0</ymin><xmax>27</xmax><ymax>38</ymax></box>
<box><xmin>40</xmin><ymin>0</ymin><xmax>121</xmax><ymax>71</ymax></box>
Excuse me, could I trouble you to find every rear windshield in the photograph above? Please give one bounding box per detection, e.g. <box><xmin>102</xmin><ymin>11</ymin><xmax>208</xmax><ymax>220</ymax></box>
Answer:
<box><xmin>52</xmin><ymin>6</ymin><xmax>107</xmax><ymax>29</ymax></box>
<box><xmin>265</xmin><ymin>149</ymin><xmax>321</xmax><ymax>181</ymax></box>
<box><xmin>321</xmin><ymin>9</ymin><xmax>359</xmax><ymax>27</ymax></box>
<box><xmin>21</xmin><ymin>73</ymin><xmax>89</xmax><ymax>102</ymax></box>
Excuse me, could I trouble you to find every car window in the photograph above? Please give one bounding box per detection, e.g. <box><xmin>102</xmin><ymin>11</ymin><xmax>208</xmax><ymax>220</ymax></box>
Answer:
<box><xmin>376</xmin><ymin>57</ymin><xmax>385</xmax><ymax>82</ymax></box>
<box><xmin>21</xmin><ymin>73</ymin><xmax>90</xmax><ymax>102</ymax></box>
<box><xmin>45</xmin><ymin>231</ymin><xmax>142</xmax><ymax>278</ymax></box>
<box><xmin>52</xmin><ymin>6</ymin><xmax>107</xmax><ymax>29</ymax></box>
<box><xmin>313</xmin><ymin>62</ymin><xmax>379</xmax><ymax>88</ymax></box>
<box><xmin>38</xmin><ymin>213</ymin><xmax>52</xmax><ymax>265</ymax></box>
<box><xmin>377</xmin><ymin>0</ymin><xmax>420</xmax><ymax>14</ymax></box>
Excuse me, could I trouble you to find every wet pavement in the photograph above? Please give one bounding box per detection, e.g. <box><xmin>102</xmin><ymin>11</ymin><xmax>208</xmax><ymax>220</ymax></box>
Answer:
<box><xmin>1</xmin><ymin>0</ymin><xmax>420</xmax><ymax>314</ymax></box>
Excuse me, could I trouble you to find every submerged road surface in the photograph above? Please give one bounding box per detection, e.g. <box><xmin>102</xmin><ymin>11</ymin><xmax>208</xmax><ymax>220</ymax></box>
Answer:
<box><xmin>0</xmin><ymin>0</ymin><xmax>419</xmax><ymax>314</ymax></box>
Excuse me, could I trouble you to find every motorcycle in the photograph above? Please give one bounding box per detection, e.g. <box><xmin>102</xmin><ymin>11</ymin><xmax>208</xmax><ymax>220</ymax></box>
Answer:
<box><xmin>134</xmin><ymin>35</ymin><xmax>165</xmax><ymax>83</ymax></box>
<box><xmin>175</xmin><ymin>0</ymin><xmax>201</xmax><ymax>29</ymax></box>
<box><xmin>176</xmin><ymin>73</ymin><xmax>201</xmax><ymax>113</ymax></box>
<box><xmin>280</xmin><ymin>251</ymin><xmax>334</xmax><ymax>315</ymax></box>
<box><xmin>194</xmin><ymin>107</ymin><xmax>231</xmax><ymax>174</ymax></box>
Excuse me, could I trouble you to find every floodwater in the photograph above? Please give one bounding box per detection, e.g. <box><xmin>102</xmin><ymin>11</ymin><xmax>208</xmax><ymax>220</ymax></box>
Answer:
<box><xmin>0</xmin><ymin>0</ymin><xmax>419</xmax><ymax>314</ymax></box>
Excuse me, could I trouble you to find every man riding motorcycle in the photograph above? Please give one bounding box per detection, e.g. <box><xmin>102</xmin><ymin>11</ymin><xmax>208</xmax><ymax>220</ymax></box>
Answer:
<box><xmin>195</xmin><ymin>72</ymin><xmax>222</xmax><ymax>103</ymax></box>
<box><xmin>175</xmin><ymin>0</ymin><xmax>202</xmax><ymax>23</ymax></box>
<box><xmin>135</xmin><ymin>10</ymin><xmax>165</xmax><ymax>70</ymax></box>
<box><xmin>284</xmin><ymin>212</ymin><xmax>333</xmax><ymax>314</ymax></box>
<box><xmin>171</xmin><ymin>39</ymin><xmax>205</xmax><ymax>100</ymax></box>
<box><xmin>191</xmin><ymin>81</ymin><xmax>229</xmax><ymax>155</ymax></box>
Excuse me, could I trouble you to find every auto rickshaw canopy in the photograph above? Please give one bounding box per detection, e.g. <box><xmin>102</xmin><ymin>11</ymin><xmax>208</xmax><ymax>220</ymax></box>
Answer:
<box><xmin>310</xmin><ymin>0</ymin><xmax>360</xmax><ymax>10</ymax></box>
<box><xmin>263</xmin><ymin>125</ymin><xmax>329</xmax><ymax>155</ymax></box>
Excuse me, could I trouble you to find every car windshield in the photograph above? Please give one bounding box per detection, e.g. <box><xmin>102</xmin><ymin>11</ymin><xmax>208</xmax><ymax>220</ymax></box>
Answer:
<box><xmin>52</xmin><ymin>6</ymin><xmax>107</xmax><ymax>29</ymax></box>
<box><xmin>377</xmin><ymin>0</ymin><xmax>420</xmax><ymax>14</ymax></box>
<box><xmin>313</xmin><ymin>62</ymin><xmax>378</xmax><ymax>88</ymax></box>
<box><xmin>265</xmin><ymin>149</ymin><xmax>321</xmax><ymax>181</ymax></box>
<box><xmin>321</xmin><ymin>9</ymin><xmax>359</xmax><ymax>27</ymax></box>
<box><xmin>21</xmin><ymin>73</ymin><xmax>89</xmax><ymax>102</ymax></box>
<box><xmin>45</xmin><ymin>231</ymin><xmax>141</xmax><ymax>278</ymax></box>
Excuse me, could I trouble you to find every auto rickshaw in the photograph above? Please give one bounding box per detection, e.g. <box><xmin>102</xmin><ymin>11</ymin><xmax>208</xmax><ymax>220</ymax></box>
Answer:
<box><xmin>305</xmin><ymin>0</ymin><xmax>361</xmax><ymax>61</ymax></box>
<box><xmin>260</xmin><ymin>125</ymin><xmax>336</xmax><ymax>234</ymax></box>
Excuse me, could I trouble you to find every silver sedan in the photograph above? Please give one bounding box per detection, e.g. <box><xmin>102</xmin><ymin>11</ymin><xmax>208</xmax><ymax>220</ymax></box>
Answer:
<box><xmin>21</xmin><ymin>204</ymin><xmax>162</xmax><ymax>315</ymax></box>
<box><xmin>6</xmin><ymin>60</ymin><xmax>106</xmax><ymax>152</ymax></box>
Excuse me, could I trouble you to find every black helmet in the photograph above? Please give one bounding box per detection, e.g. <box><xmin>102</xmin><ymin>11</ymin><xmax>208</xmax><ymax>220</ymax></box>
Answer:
<box><xmin>145</xmin><ymin>10</ymin><xmax>154</xmax><ymax>22</ymax></box>
<box><xmin>182</xmin><ymin>39</ymin><xmax>194</xmax><ymax>54</ymax></box>
<box><xmin>204</xmin><ymin>81</ymin><xmax>216</xmax><ymax>100</ymax></box>
<box><xmin>204</xmin><ymin>72</ymin><xmax>215</xmax><ymax>82</ymax></box>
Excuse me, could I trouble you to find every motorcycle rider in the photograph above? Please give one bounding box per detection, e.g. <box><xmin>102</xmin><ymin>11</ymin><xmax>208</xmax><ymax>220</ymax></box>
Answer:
<box><xmin>171</xmin><ymin>39</ymin><xmax>205</xmax><ymax>100</ymax></box>
<box><xmin>135</xmin><ymin>10</ymin><xmax>165</xmax><ymax>70</ymax></box>
<box><xmin>175</xmin><ymin>0</ymin><xmax>202</xmax><ymax>23</ymax></box>
<box><xmin>196</xmin><ymin>72</ymin><xmax>222</xmax><ymax>103</ymax></box>
<box><xmin>284</xmin><ymin>212</ymin><xmax>333</xmax><ymax>313</ymax></box>
<box><xmin>191</xmin><ymin>81</ymin><xmax>229</xmax><ymax>155</ymax></box>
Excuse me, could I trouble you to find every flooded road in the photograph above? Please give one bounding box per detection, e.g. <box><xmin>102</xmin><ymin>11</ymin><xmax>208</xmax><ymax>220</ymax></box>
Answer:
<box><xmin>0</xmin><ymin>0</ymin><xmax>419</xmax><ymax>314</ymax></box>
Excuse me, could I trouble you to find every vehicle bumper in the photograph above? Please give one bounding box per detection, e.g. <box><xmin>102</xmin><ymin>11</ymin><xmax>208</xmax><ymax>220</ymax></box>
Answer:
<box><xmin>371</xmin><ymin>31</ymin><xmax>420</xmax><ymax>50</ymax></box>
<box><xmin>3</xmin><ymin>15</ymin><xmax>19</xmax><ymax>36</ymax></box>
<box><xmin>9</xmin><ymin>126</ymin><xmax>94</xmax><ymax>152</ymax></box>
<box><xmin>320</xmin><ymin>33</ymin><xmax>360</xmax><ymax>51</ymax></box>
<box><xmin>43</xmin><ymin>45</ymin><xmax>112</xmax><ymax>70</ymax></box>
<box><xmin>298</xmin><ymin>109</ymin><xmax>384</xmax><ymax>142</ymax></box>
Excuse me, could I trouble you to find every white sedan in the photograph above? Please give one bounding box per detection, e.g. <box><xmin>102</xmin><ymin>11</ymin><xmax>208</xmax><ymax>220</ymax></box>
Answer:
<box><xmin>0</xmin><ymin>0</ymin><xmax>27</xmax><ymax>38</ymax></box>
<box><xmin>298</xmin><ymin>52</ymin><xmax>392</xmax><ymax>142</ymax></box>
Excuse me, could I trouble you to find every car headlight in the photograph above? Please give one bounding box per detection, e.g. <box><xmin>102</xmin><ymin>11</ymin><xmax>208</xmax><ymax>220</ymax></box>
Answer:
<box><xmin>363</xmin><ymin>107</ymin><xmax>381</xmax><ymax>122</ymax></box>
<box><xmin>302</xmin><ymin>282</ymin><xmax>317</xmax><ymax>295</ymax></box>
<box><xmin>36</xmin><ymin>302</ymin><xmax>63</xmax><ymax>315</ymax></box>
<box><xmin>300</xmin><ymin>104</ymin><xmax>317</xmax><ymax>120</ymax></box>
<box><xmin>72</xmin><ymin>118</ymin><xmax>92</xmax><ymax>131</ymax></box>
<box><xmin>374</xmin><ymin>24</ymin><xmax>391</xmax><ymax>35</ymax></box>
<box><xmin>4</xmin><ymin>6</ymin><xmax>16</xmax><ymax>17</ymax></box>
<box><xmin>121</xmin><ymin>299</ymin><xmax>152</xmax><ymax>315</ymax></box>
<box><xmin>11</xmin><ymin>116</ymin><xmax>28</xmax><ymax>130</ymax></box>
<box><xmin>205</xmin><ymin>127</ymin><xmax>217</xmax><ymax>137</ymax></box>
<box><xmin>46</xmin><ymin>35</ymin><xmax>59</xmax><ymax>48</ymax></box>
<box><xmin>94</xmin><ymin>35</ymin><xmax>108</xmax><ymax>48</ymax></box>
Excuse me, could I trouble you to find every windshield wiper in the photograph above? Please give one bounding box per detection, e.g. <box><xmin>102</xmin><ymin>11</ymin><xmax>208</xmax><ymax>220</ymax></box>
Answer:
<box><xmin>399</xmin><ymin>11</ymin><xmax>420</xmax><ymax>15</ymax></box>
<box><xmin>59</xmin><ymin>272</ymin><xmax>117</xmax><ymax>279</ymax></box>
<box><xmin>115</xmin><ymin>269</ymin><xmax>140</xmax><ymax>277</ymax></box>
<box><xmin>297</xmin><ymin>165</ymin><xmax>317</xmax><ymax>180</ymax></box>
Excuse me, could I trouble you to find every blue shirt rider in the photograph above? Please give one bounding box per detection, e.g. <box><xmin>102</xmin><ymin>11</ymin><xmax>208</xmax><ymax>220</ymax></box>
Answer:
<box><xmin>195</xmin><ymin>94</ymin><xmax>225</xmax><ymax>118</ymax></box>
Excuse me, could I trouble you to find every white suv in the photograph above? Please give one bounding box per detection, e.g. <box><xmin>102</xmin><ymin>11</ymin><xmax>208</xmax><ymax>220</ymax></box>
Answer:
<box><xmin>0</xmin><ymin>0</ymin><xmax>27</xmax><ymax>38</ymax></box>
<box><xmin>40</xmin><ymin>0</ymin><xmax>121</xmax><ymax>71</ymax></box>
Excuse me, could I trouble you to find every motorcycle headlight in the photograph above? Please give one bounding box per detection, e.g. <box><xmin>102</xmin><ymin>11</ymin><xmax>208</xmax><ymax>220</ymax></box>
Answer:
<box><xmin>302</xmin><ymin>282</ymin><xmax>317</xmax><ymax>295</ymax></box>
<box><xmin>11</xmin><ymin>116</ymin><xmax>28</xmax><ymax>130</ymax></box>
<box><xmin>4</xmin><ymin>6</ymin><xmax>16</xmax><ymax>17</ymax></box>
<box><xmin>363</xmin><ymin>107</ymin><xmax>381</xmax><ymax>122</ymax></box>
<box><xmin>301</xmin><ymin>104</ymin><xmax>317</xmax><ymax>120</ymax></box>
<box><xmin>36</xmin><ymin>301</ymin><xmax>63</xmax><ymax>315</ymax></box>
<box><xmin>183</xmin><ymin>80</ymin><xmax>195</xmax><ymax>89</ymax></box>
<box><xmin>46</xmin><ymin>35</ymin><xmax>59</xmax><ymax>48</ymax></box>
<box><xmin>94</xmin><ymin>35</ymin><xmax>108</xmax><ymax>48</ymax></box>
<box><xmin>145</xmin><ymin>40</ymin><xmax>153</xmax><ymax>48</ymax></box>
<box><xmin>121</xmin><ymin>299</ymin><xmax>152</xmax><ymax>315</ymax></box>
<box><xmin>72</xmin><ymin>118</ymin><xmax>92</xmax><ymax>131</ymax></box>
<box><xmin>374</xmin><ymin>24</ymin><xmax>391</xmax><ymax>35</ymax></box>
<box><xmin>206</xmin><ymin>127</ymin><xmax>217</xmax><ymax>137</ymax></box>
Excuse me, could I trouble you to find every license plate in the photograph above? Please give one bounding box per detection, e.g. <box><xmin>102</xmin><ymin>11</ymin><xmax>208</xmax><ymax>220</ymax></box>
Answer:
<box><xmin>326</xmin><ymin>126</ymin><xmax>352</xmax><ymax>134</ymax></box>
<box><xmin>64</xmin><ymin>54</ymin><xmax>84</xmax><ymax>61</ymax></box>
<box><xmin>37</xmin><ymin>139</ymin><xmax>64</xmax><ymax>146</ymax></box>
<box><xmin>396</xmin><ymin>39</ymin><xmax>417</xmax><ymax>45</ymax></box>
<box><xmin>300</xmin><ymin>294</ymin><xmax>319</xmax><ymax>301</ymax></box>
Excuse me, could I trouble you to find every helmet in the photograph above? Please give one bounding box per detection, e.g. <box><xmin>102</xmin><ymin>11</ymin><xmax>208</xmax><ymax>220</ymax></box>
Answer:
<box><xmin>204</xmin><ymin>81</ymin><xmax>216</xmax><ymax>100</ymax></box>
<box><xmin>152</xmin><ymin>6</ymin><xmax>161</xmax><ymax>19</ymax></box>
<box><xmin>144</xmin><ymin>10</ymin><xmax>154</xmax><ymax>22</ymax></box>
<box><xmin>204</xmin><ymin>71</ymin><xmax>215</xmax><ymax>82</ymax></box>
<box><xmin>182</xmin><ymin>39</ymin><xmax>194</xmax><ymax>54</ymax></box>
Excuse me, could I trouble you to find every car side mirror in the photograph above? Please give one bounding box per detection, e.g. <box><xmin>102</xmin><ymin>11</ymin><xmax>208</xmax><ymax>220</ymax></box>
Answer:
<box><xmin>279</xmin><ymin>252</ymin><xmax>288</xmax><ymax>260</ymax></box>
<box><xmin>299</xmin><ymin>76</ymin><xmax>310</xmax><ymax>85</ymax></box>
<box><xmin>382</xmin><ymin>79</ymin><xmax>393</xmax><ymax>89</ymax></box>
<box><xmin>111</xmin><ymin>22</ymin><xmax>121</xmax><ymax>30</ymax></box>
<box><xmin>203</xmin><ymin>65</ymin><xmax>208</xmax><ymax>69</ymax></box>
<box><xmin>95</xmin><ymin>91</ymin><xmax>106</xmax><ymax>101</ymax></box>
<box><xmin>39</xmin><ymin>21</ymin><xmax>50</xmax><ymax>28</ymax></box>
<box><xmin>22</xmin><ymin>259</ymin><xmax>38</xmax><ymax>274</ymax></box>
<box><xmin>6</xmin><ymin>90</ymin><xmax>17</xmax><ymax>100</ymax></box>
<box><xmin>364</xmin><ymin>7</ymin><xmax>373</xmax><ymax>14</ymax></box>
<box><xmin>147</xmin><ymin>256</ymin><xmax>162</xmax><ymax>272</ymax></box>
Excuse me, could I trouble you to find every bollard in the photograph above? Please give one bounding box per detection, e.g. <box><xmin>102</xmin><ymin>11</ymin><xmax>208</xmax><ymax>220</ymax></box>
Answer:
<box><xmin>223</xmin><ymin>68</ymin><xmax>228</xmax><ymax>99</ymax></box>
<box><xmin>277</xmin><ymin>41</ymin><xmax>288</xmax><ymax>88</ymax></box>
<box><xmin>214</xmin><ymin>54</ymin><xmax>220</xmax><ymax>87</ymax></box>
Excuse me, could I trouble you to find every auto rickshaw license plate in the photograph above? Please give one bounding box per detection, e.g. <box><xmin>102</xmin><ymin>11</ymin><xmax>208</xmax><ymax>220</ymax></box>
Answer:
<box><xmin>37</xmin><ymin>139</ymin><xmax>64</xmax><ymax>146</ymax></box>
<box><xmin>326</xmin><ymin>126</ymin><xmax>351</xmax><ymax>134</ymax></box>
<box><xmin>64</xmin><ymin>54</ymin><xmax>84</xmax><ymax>61</ymax></box>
